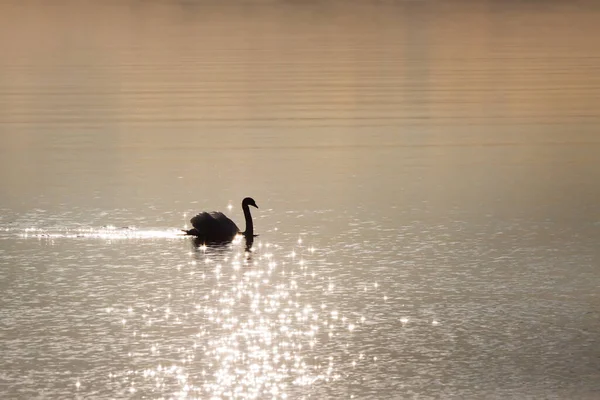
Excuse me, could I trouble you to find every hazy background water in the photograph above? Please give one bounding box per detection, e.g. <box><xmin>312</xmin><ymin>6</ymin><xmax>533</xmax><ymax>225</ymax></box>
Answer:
<box><xmin>1</xmin><ymin>0</ymin><xmax>600</xmax><ymax>398</ymax></box>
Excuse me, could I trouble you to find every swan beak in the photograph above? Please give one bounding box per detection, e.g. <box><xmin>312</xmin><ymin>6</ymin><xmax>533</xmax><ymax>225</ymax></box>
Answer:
<box><xmin>253</xmin><ymin>203</ymin><xmax>259</xmax><ymax>209</ymax></box>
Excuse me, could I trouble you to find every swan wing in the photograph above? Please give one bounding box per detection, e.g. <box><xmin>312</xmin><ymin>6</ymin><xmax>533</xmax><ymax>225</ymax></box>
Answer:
<box><xmin>189</xmin><ymin>212</ymin><xmax>212</xmax><ymax>234</ymax></box>
<box><xmin>208</xmin><ymin>212</ymin><xmax>239</xmax><ymax>233</ymax></box>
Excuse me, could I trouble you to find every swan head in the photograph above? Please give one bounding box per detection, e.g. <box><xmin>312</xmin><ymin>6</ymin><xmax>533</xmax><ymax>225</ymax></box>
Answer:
<box><xmin>242</xmin><ymin>197</ymin><xmax>258</xmax><ymax>209</ymax></box>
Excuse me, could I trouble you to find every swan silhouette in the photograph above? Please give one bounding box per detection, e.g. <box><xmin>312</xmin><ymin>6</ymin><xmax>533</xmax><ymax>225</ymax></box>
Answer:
<box><xmin>183</xmin><ymin>197</ymin><xmax>258</xmax><ymax>243</ymax></box>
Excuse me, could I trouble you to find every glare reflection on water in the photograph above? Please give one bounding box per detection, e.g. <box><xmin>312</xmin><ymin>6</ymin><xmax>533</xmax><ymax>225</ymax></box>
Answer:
<box><xmin>67</xmin><ymin>234</ymin><xmax>374</xmax><ymax>399</ymax></box>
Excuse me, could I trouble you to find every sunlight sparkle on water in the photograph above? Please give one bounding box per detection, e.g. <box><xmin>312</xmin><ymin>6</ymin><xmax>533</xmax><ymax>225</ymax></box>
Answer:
<box><xmin>94</xmin><ymin>237</ymin><xmax>372</xmax><ymax>398</ymax></box>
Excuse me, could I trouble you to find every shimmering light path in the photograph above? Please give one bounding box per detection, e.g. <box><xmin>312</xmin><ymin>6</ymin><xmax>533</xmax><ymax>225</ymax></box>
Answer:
<box><xmin>99</xmin><ymin>240</ymin><xmax>374</xmax><ymax>399</ymax></box>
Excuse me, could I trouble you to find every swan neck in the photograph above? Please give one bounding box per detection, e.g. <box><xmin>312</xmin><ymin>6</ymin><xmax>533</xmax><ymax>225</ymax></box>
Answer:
<box><xmin>242</xmin><ymin>203</ymin><xmax>253</xmax><ymax>237</ymax></box>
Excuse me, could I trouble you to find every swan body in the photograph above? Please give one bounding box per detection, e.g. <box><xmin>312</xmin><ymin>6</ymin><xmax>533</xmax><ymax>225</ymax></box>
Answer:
<box><xmin>183</xmin><ymin>197</ymin><xmax>258</xmax><ymax>243</ymax></box>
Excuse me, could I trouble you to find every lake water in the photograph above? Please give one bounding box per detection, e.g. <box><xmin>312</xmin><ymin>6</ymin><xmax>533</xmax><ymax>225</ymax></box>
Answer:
<box><xmin>1</xmin><ymin>1</ymin><xmax>600</xmax><ymax>399</ymax></box>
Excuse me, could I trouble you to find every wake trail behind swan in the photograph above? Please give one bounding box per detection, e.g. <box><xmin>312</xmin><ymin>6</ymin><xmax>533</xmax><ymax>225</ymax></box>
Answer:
<box><xmin>4</xmin><ymin>226</ymin><xmax>185</xmax><ymax>240</ymax></box>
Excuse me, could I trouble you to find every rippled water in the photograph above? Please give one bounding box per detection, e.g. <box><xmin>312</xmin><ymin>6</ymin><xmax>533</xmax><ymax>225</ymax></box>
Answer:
<box><xmin>1</xmin><ymin>1</ymin><xmax>600</xmax><ymax>399</ymax></box>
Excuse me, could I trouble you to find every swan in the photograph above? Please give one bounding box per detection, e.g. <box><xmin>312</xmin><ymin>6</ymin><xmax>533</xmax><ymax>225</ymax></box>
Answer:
<box><xmin>183</xmin><ymin>197</ymin><xmax>258</xmax><ymax>243</ymax></box>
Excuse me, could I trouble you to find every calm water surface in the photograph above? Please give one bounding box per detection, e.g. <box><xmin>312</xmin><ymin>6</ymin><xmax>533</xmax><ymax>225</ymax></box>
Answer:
<box><xmin>1</xmin><ymin>1</ymin><xmax>600</xmax><ymax>399</ymax></box>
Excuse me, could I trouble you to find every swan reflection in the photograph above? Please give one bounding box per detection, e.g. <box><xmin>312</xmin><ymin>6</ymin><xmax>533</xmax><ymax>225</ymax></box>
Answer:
<box><xmin>190</xmin><ymin>234</ymin><xmax>255</xmax><ymax>258</ymax></box>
